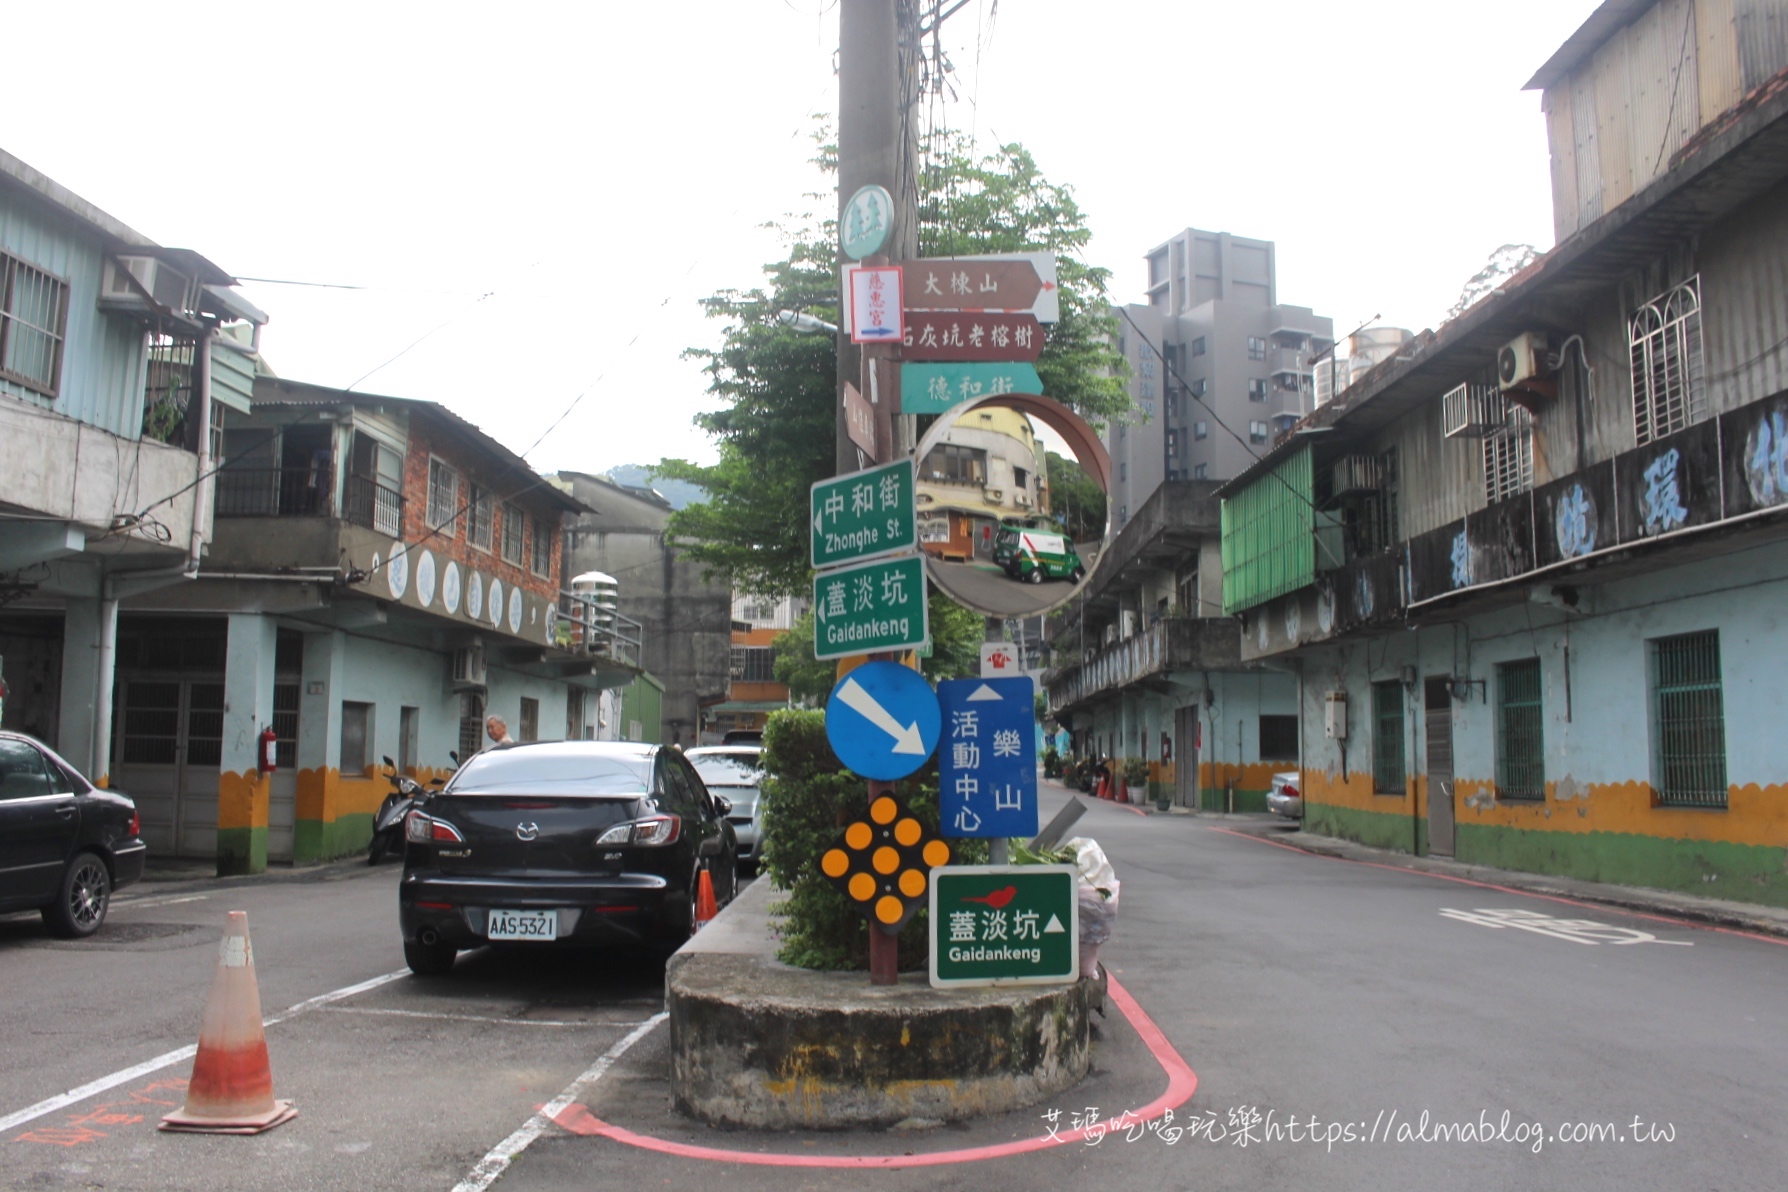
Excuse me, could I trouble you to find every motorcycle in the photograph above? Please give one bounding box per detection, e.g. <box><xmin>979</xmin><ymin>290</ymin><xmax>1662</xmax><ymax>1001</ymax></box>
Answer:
<box><xmin>367</xmin><ymin>755</ymin><xmax>447</xmax><ymax>865</ymax></box>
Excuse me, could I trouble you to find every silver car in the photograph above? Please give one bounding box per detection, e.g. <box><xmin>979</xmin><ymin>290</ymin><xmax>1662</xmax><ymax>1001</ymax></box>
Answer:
<box><xmin>687</xmin><ymin>746</ymin><xmax>764</xmax><ymax>871</ymax></box>
<box><xmin>1266</xmin><ymin>771</ymin><xmax>1302</xmax><ymax>819</ymax></box>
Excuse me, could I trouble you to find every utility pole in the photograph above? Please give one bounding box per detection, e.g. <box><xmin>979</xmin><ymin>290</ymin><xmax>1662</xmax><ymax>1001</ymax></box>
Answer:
<box><xmin>837</xmin><ymin>0</ymin><xmax>919</xmax><ymax>476</ymax></box>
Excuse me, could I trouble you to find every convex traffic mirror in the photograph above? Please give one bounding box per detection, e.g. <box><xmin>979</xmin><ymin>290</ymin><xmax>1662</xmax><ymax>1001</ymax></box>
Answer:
<box><xmin>911</xmin><ymin>393</ymin><xmax>1111</xmax><ymax>618</ymax></box>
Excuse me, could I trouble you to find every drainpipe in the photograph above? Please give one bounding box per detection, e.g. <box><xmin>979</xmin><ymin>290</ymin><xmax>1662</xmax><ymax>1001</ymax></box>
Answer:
<box><xmin>89</xmin><ymin>591</ymin><xmax>119</xmax><ymax>785</ymax></box>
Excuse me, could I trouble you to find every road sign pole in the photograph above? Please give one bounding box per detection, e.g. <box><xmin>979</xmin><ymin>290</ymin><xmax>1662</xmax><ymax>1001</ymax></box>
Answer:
<box><xmin>867</xmin><ymin>776</ymin><xmax>900</xmax><ymax>986</ymax></box>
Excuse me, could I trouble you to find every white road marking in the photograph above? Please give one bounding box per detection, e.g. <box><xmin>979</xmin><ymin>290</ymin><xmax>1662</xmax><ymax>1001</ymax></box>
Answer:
<box><xmin>319</xmin><ymin>1005</ymin><xmax>655</xmax><ymax>1028</ymax></box>
<box><xmin>451</xmin><ymin>1012</ymin><xmax>667</xmax><ymax>1192</ymax></box>
<box><xmin>0</xmin><ymin>969</ymin><xmax>406</xmax><ymax>1134</ymax></box>
<box><xmin>1440</xmin><ymin>907</ymin><xmax>1693</xmax><ymax>945</ymax></box>
<box><xmin>109</xmin><ymin>894</ymin><xmax>210</xmax><ymax>912</ymax></box>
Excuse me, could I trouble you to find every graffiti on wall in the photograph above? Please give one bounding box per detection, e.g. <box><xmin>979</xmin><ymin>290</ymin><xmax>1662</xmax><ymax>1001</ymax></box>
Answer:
<box><xmin>1554</xmin><ymin>483</ymin><xmax>1597</xmax><ymax>558</ymax></box>
<box><xmin>1744</xmin><ymin>409</ymin><xmax>1788</xmax><ymax>509</ymax></box>
<box><xmin>1639</xmin><ymin>448</ymin><xmax>1689</xmax><ymax>535</ymax></box>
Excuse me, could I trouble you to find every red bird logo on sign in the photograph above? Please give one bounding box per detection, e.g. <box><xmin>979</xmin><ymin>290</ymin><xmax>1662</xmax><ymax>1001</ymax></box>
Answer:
<box><xmin>961</xmin><ymin>885</ymin><xmax>1018</xmax><ymax>909</ymax></box>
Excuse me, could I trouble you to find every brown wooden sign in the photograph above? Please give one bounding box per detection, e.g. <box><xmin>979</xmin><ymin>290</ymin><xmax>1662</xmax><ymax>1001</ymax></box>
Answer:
<box><xmin>843</xmin><ymin>381</ymin><xmax>878</xmax><ymax>461</ymax></box>
<box><xmin>900</xmin><ymin>311</ymin><xmax>1044</xmax><ymax>362</ymax></box>
<box><xmin>902</xmin><ymin>259</ymin><xmax>1045</xmax><ymax>312</ymax></box>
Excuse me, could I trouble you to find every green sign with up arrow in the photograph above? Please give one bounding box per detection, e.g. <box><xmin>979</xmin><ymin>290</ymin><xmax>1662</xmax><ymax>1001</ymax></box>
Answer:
<box><xmin>929</xmin><ymin>865</ymin><xmax>1079</xmax><ymax>988</ymax></box>
<box><xmin>811</xmin><ymin>459</ymin><xmax>916</xmax><ymax>571</ymax></box>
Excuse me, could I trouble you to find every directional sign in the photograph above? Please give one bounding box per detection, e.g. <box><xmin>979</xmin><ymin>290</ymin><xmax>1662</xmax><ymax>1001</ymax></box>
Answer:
<box><xmin>900</xmin><ymin>362</ymin><xmax>1043</xmax><ymax>415</ymax></box>
<box><xmin>843</xmin><ymin>381</ymin><xmax>878</xmax><ymax>460</ymax></box>
<box><xmin>812</xmin><ymin>554</ymin><xmax>929</xmax><ymax>661</ymax></box>
<box><xmin>825</xmin><ymin>661</ymin><xmax>941</xmax><ymax>781</ymax></box>
<box><xmin>930</xmin><ymin>865</ymin><xmax>1078</xmax><ymax>988</ymax></box>
<box><xmin>901</xmin><ymin>312</ymin><xmax>1044</xmax><ymax>363</ymax></box>
<box><xmin>903</xmin><ymin>259</ymin><xmax>1044</xmax><ymax>311</ymax></box>
<box><xmin>848</xmin><ymin>266</ymin><xmax>903</xmax><ymax>345</ymax></box>
<box><xmin>937</xmin><ymin>676</ymin><xmax>1038</xmax><ymax>838</ymax></box>
<box><xmin>811</xmin><ymin>459</ymin><xmax>915</xmax><ymax>570</ymax></box>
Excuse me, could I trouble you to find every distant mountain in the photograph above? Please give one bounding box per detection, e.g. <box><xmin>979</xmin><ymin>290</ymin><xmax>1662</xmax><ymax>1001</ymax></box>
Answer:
<box><xmin>604</xmin><ymin>464</ymin><xmax>707</xmax><ymax>511</ymax></box>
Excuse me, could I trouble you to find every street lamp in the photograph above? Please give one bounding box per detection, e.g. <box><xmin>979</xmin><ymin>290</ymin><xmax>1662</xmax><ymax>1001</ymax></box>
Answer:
<box><xmin>776</xmin><ymin>309</ymin><xmax>838</xmax><ymax>335</ymax></box>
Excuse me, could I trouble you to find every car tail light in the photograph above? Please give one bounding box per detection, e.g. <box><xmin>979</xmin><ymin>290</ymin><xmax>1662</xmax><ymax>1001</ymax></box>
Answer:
<box><xmin>595</xmin><ymin>814</ymin><xmax>681</xmax><ymax>847</ymax></box>
<box><xmin>1283</xmin><ymin>784</ymin><xmax>1298</xmax><ymax>798</ymax></box>
<box><xmin>405</xmin><ymin>811</ymin><xmax>465</xmax><ymax>844</ymax></box>
<box><xmin>127</xmin><ymin>811</ymin><xmax>141</xmax><ymax>838</ymax></box>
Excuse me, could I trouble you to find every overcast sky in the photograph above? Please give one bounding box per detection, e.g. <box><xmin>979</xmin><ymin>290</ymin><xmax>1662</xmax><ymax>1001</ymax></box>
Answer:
<box><xmin>9</xmin><ymin>1</ymin><xmax>1598</xmax><ymax>475</ymax></box>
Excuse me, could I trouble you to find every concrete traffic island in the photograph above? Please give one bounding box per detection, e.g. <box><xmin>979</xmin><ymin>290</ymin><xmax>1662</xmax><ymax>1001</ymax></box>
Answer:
<box><xmin>667</xmin><ymin>879</ymin><xmax>1093</xmax><ymax>1129</ymax></box>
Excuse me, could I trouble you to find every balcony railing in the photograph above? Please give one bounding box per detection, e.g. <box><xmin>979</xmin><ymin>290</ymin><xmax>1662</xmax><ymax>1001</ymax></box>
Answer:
<box><xmin>343</xmin><ymin>474</ymin><xmax>404</xmax><ymax>536</ymax></box>
<box><xmin>554</xmin><ymin>589</ymin><xmax>644</xmax><ymax>668</ymax></box>
<box><xmin>1047</xmin><ymin>618</ymin><xmax>1233</xmax><ymax>710</ymax></box>
<box><xmin>214</xmin><ymin>467</ymin><xmax>332</xmax><ymax>518</ymax></box>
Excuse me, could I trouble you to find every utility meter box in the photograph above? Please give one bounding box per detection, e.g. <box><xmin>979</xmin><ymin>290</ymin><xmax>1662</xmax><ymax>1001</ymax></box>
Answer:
<box><xmin>1324</xmin><ymin>692</ymin><xmax>1348</xmax><ymax>740</ymax></box>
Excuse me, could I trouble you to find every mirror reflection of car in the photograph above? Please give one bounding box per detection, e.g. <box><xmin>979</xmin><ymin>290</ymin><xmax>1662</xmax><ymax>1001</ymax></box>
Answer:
<box><xmin>997</xmin><ymin>526</ymin><xmax>1085</xmax><ymax>584</ymax></box>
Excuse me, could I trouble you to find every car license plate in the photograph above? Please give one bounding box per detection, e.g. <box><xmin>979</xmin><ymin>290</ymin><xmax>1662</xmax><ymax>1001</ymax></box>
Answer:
<box><xmin>487</xmin><ymin>909</ymin><xmax>557</xmax><ymax>940</ymax></box>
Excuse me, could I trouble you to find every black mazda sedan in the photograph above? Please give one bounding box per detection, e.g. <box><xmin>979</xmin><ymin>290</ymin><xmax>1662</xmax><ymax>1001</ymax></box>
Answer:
<box><xmin>0</xmin><ymin>731</ymin><xmax>145</xmax><ymax>937</ymax></box>
<box><xmin>397</xmin><ymin>741</ymin><xmax>737</xmax><ymax>975</ymax></box>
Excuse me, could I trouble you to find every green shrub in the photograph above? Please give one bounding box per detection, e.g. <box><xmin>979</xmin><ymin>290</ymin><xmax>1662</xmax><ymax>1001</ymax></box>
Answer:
<box><xmin>756</xmin><ymin>707</ymin><xmax>985</xmax><ymax>971</ymax></box>
<box><xmin>1122</xmin><ymin>757</ymin><xmax>1150</xmax><ymax>786</ymax></box>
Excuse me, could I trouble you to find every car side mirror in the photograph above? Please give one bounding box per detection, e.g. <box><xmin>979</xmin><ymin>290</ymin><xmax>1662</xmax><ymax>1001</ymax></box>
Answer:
<box><xmin>712</xmin><ymin>794</ymin><xmax>733</xmax><ymax>817</ymax></box>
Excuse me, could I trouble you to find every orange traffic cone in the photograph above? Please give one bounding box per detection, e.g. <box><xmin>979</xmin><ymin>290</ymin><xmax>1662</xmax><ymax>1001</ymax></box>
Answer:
<box><xmin>160</xmin><ymin>911</ymin><xmax>297</xmax><ymax>1134</ymax></box>
<box><xmin>693</xmin><ymin>867</ymin><xmax>719</xmax><ymax>931</ymax></box>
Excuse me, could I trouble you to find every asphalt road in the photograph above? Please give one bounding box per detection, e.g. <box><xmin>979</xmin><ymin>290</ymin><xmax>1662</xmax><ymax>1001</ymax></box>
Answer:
<box><xmin>4</xmin><ymin>786</ymin><xmax>1786</xmax><ymax>1190</ymax></box>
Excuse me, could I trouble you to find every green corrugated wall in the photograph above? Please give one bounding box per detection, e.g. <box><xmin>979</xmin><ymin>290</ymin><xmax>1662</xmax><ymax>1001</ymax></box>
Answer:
<box><xmin>1221</xmin><ymin>445</ymin><xmax>1315</xmax><ymax>615</ymax></box>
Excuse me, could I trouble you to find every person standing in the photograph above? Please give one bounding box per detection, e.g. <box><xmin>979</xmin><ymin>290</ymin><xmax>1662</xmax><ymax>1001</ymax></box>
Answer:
<box><xmin>484</xmin><ymin>715</ymin><xmax>515</xmax><ymax>748</ymax></box>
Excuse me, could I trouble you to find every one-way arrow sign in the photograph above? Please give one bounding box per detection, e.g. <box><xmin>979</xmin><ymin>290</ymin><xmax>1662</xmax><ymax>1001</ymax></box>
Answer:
<box><xmin>825</xmin><ymin>661</ymin><xmax>942</xmax><ymax>781</ymax></box>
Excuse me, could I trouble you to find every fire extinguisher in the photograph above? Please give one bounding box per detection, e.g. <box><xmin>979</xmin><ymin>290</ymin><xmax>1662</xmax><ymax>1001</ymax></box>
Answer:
<box><xmin>258</xmin><ymin>727</ymin><xmax>279</xmax><ymax>775</ymax></box>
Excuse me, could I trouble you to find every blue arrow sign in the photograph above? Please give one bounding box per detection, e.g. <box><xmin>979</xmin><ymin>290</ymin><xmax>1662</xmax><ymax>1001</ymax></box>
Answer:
<box><xmin>825</xmin><ymin>662</ymin><xmax>942</xmax><ymax>781</ymax></box>
<box><xmin>937</xmin><ymin>676</ymin><xmax>1038</xmax><ymax>838</ymax></box>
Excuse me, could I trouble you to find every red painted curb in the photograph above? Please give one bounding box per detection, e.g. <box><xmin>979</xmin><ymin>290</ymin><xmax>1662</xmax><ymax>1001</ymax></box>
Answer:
<box><xmin>1209</xmin><ymin>824</ymin><xmax>1788</xmax><ymax>947</ymax></box>
<box><xmin>549</xmin><ymin>974</ymin><xmax>1197</xmax><ymax>1168</ymax></box>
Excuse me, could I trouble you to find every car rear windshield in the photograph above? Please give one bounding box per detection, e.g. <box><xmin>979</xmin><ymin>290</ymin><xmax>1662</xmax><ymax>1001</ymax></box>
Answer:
<box><xmin>447</xmin><ymin>750</ymin><xmax>652</xmax><ymax>795</ymax></box>
<box><xmin>691</xmin><ymin>754</ymin><xmax>762</xmax><ymax>786</ymax></box>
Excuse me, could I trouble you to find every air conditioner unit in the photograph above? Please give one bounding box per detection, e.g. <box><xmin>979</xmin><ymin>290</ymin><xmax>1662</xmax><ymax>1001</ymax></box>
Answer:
<box><xmin>1441</xmin><ymin>382</ymin><xmax>1507</xmax><ymax>438</ymax></box>
<box><xmin>449</xmin><ymin>642</ymin><xmax>487</xmax><ymax>689</ymax></box>
<box><xmin>1330</xmin><ymin>454</ymin><xmax>1386</xmax><ymax>497</ymax></box>
<box><xmin>1497</xmin><ymin>332</ymin><xmax>1550</xmax><ymax>390</ymax></box>
<box><xmin>99</xmin><ymin>255</ymin><xmax>200</xmax><ymax>316</ymax></box>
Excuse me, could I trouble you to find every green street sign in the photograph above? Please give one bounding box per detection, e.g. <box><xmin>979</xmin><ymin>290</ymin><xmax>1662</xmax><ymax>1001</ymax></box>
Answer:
<box><xmin>812</xmin><ymin>554</ymin><xmax>928</xmax><ymax>661</ymax></box>
<box><xmin>929</xmin><ymin>864</ymin><xmax>1078</xmax><ymax>988</ymax></box>
<box><xmin>811</xmin><ymin>459</ymin><xmax>916</xmax><ymax>570</ymax></box>
<box><xmin>901</xmin><ymin>362</ymin><xmax>1043</xmax><ymax>415</ymax></box>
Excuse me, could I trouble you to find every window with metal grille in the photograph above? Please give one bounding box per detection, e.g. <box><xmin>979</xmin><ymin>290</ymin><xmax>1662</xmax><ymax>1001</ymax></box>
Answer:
<box><xmin>1649</xmin><ymin>630</ymin><xmax>1727</xmax><ymax>808</ymax></box>
<box><xmin>1495</xmin><ymin>658</ymin><xmax>1544</xmax><ymax>799</ymax></box>
<box><xmin>466</xmin><ymin>484</ymin><xmax>493</xmax><ymax>550</ymax></box>
<box><xmin>531</xmin><ymin>514</ymin><xmax>553</xmax><ymax>576</ymax></box>
<box><xmin>341</xmin><ymin>702</ymin><xmax>374</xmax><ymax>775</ymax></box>
<box><xmin>1259</xmin><ymin>715</ymin><xmax>1299</xmax><ymax>761</ymax></box>
<box><xmin>731</xmin><ymin>646</ymin><xmax>775</xmax><ymax>683</ymax></box>
<box><xmin>273</xmin><ymin>683</ymin><xmax>300</xmax><ymax>770</ymax></box>
<box><xmin>500</xmin><ymin>501</ymin><xmax>524</xmax><ymax>565</ymax></box>
<box><xmin>1630</xmin><ymin>276</ymin><xmax>1705</xmax><ymax>447</ymax></box>
<box><xmin>0</xmin><ymin>252</ymin><xmax>69</xmax><ymax>396</ymax></box>
<box><xmin>518</xmin><ymin>697</ymin><xmax>539</xmax><ymax>742</ymax></box>
<box><xmin>1482</xmin><ymin>408</ymin><xmax>1534</xmax><ymax>504</ymax></box>
<box><xmin>459</xmin><ymin>690</ymin><xmax>486</xmax><ymax>758</ymax></box>
<box><xmin>427</xmin><ymin>459</ymin><xmax>459</xmax><ymax>535</ymax></box>
<box><xmin>1372</xmin><ymin>681</ymin><xmax>1405</xmax><ymax>794</ymax></box>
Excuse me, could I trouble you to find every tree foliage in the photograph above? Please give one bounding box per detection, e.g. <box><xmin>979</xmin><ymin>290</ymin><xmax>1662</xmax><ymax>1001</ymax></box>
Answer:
<box><xmin>661</xmin><ymin>132</ymin><xmax>1128</xmax><ymax>598</ymax></box>
<box><xmin>1046</xmin><ymin>450</ymin><xmax>1106</xmax><ymax>544</ymax></box>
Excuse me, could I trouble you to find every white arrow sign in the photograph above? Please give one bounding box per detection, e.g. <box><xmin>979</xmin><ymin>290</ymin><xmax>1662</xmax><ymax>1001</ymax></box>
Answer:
<box><xmin>837</xmin><ymin>677</ymin><xmax>928</xmax><ymax>755</ymax></box>
<box><xmin>966</xmin><ymin>684</ymin><xmax>1003</xmax><ymax>701</ymax></box>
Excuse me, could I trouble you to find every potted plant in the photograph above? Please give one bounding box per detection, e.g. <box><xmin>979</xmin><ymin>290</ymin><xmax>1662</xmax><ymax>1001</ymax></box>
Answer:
<box><xmin>1122</xmin><ymin>757</ymin><xmax>1150</xmax><ymax>805</ymax></box>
